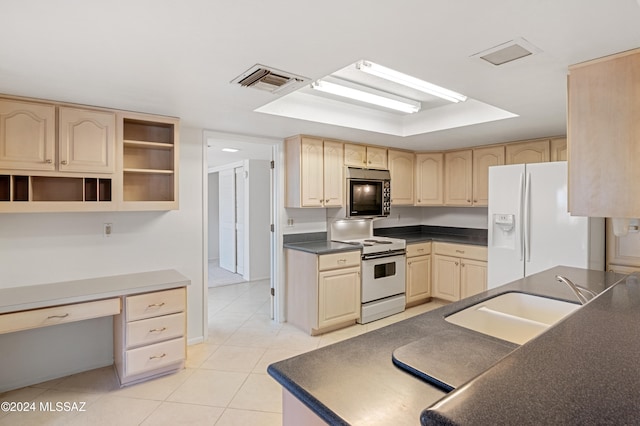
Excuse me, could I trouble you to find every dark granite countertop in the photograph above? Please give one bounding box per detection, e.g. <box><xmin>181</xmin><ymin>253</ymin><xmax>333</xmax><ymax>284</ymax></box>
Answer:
<box><xmin>268</xmin><ymin>266</ymin><xmax>625</xmax><ymax>425</ymax></box>
<box><xmin>283</xmin><ymin>226</ymin><xmax>487</xmax><ymax>254</ymax></box>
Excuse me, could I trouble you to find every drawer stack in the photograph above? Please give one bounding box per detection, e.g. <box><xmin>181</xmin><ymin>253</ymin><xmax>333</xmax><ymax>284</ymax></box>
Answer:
<box><xmin>114</xmin><ymin>287</ymin><xmax>186</xmax><ymax>386</ymax></box>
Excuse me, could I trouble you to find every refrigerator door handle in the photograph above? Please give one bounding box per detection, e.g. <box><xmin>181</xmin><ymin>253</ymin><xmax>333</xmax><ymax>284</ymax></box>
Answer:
<box><xmin>518</xmin><ymin>172</ymin><xmax>525</xmax><ymax>261</ymax></box>
<box><xmin>524</xmin><ymin>172</ymin><xmax>532</xmax><ymax>263</ymax></box>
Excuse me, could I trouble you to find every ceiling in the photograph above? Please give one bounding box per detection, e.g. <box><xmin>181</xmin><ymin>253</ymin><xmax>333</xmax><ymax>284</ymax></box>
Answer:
<box><xmin>2</xmin><ymin>1</ymin><xmax>640</xmax><ymax>154</ymax></box>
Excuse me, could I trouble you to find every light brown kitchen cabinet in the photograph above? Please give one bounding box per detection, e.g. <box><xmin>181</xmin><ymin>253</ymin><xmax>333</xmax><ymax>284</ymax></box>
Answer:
<box><xmin>472</xmin><ymin>145</ymin><xmax>505</xmax><ymax>206</ymax></box>
<box><xmin>406</xmin><ymin>242</ymin><xmax>431</xmax><ymax>307</ymax></box>
<box><xmin>505</xmin><ymin>139</ymin><xmax>550</xmax><ymax>164</ymax></box>
<box><xmin>550</xmin><ymin>137</ymin><xmax>567</xmax><ymax>162</ymax></box>
<box><xmin>286</xmin><ymin>249</ymin><xmax>361</xmax><ymax>335</ymax></box>
<box><xmin>120</xmin><ymin>112</ymin><xmax>179</xmax><ymax>210</ymax></box>
<box><xmin>344</xmin><ymin>143</ymin><xmax>387</xmax><ymax>169</ymax></box>
<box><xmin>58</xmin><ymin>107</ymin><xmax>115</xmax><ymax>173</ymax></box>
<box><xmin>432</xmin><ymin>242</ymin><xmax>487</xmax><ymax>302</ymax></box>
<box><xmin>344</xmin><ymin>143</ymin><xmax>367</xmax><ymax>168</ymax></box>
<box><xmin>0</xmin><ymin>95</ymin><xmax>179</xmax><ymax>212</ymax></box>
<box><xmin>114</xmin><ymin>287</ymin><xmax>187</xmax><ymax>386</ymax></box>
<box><xmin>568</xmin><ymin>48</ymin><xmax>640</xmax><ymax>217</ymax></box>
<box><xmin>0</xmin><ymin>98</ymin><xmax>56</xmax><ymax>171</ymax></box>
<box><xmin>388</xmin><ymin>149</ymin><xmax>414</xmax><ymax>205</ymax></box>
<box><xmin>444</xmin><ymin>149</ymin><xmax>472</xmax><ymax>206</ymax></box>
<box><xmin>285</xmin><ymin>135</ymin><xmax>343</xmax><ymax>208</ymax></box>
<box><xmin>415</xmin><ymin>153</ymin><xmax>443</xmax><ymax>205</ymax></box>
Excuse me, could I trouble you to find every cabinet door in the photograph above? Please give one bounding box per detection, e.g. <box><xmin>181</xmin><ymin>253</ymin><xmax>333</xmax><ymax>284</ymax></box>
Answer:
<box><xmin>344</xmin><ymin>143</ymin><xmax>367</xmax><ymax>168</ymax></box>
<box><xmin>605</xmin><ymin>219</ymin><xmax>640</xmax><ymax>268</ymax></box>
<box><xmin>407</xmin><ymin>254</ymin><xmax>431</xmax><ymax>305</ymax></box>
<box><xmin>472</xmin><ymin>145</ymin><xmax>504</xmax><ymax>206</ymax></box>
<box><xmin>0</xmin><ymin>99</ymin><xmax>55</xmax><ymax>171</ymax></box>
<box><xmin>366</xmin><ymin>146</ymin><xmax>387</xmax><ymax>169</ymax></box>
<box><xmin>444</xmin><ymin>150</ymin><xmax>472</xmax><ymax>206</ymax></box>
<box><xmin>300</xmin><ymin>137</ymin><xmax>325</xmax><ymax>207</ymax></box>
<box><xmin>432</xmin><ymin>254</ymin><xmax>460</xmax><ymax>302</ymax></box>
<box><xmin>505</xmin><ymin>140</ymin><xmax>550</xmax><ymax>165</ymax></box>
<box><xmin>550</xmin><ymin>138</ymin><xmax>567</xmax><ymax>162</ymax></box>
<box><xmin>568</xmin><ymin>49</ymin><xmax>640</xmax><ymax>217</ymax></box>
<box><xmin>318</xmin><ymin>266</ymin><xmax>360</xmax><ymax>329</ymax></box>
<box><xmin>59</xmin><ymin>107</ymin><xmax>115</xmax><ymax>173</ymax></box>
<box><xmin>323</xmin><ymin>140</ymin><xmax>343</xmax><ymax>207</ymax></box>
<box><xmin>460</xmin><ymin>259</ymin><xmax>487</xmax><ymax>299</ymax></box>
<box><xmin>388</xmin><ymin>150</ymin><xmax>414</xmax><ymax>205</ymax></box>
<box><xmin>415</xmin><ymin>153</ymin><xmax>443</xmax><ymax>205</ymax></box>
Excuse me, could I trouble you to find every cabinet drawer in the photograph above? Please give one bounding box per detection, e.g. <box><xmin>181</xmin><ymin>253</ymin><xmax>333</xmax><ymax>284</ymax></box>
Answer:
<box><xmin>318</xmin><ymin>251</ymin><xmax>361</xmax><ymax>271</ymax></box>
<box><xmin>126</xmin><ymin>288</ymin><xmax>185</xmax><ymax>321</ymax></box>
<box><xmin>433</xmin><ymin>242</ymin><xmax>487</xmax><ymax>261</ymax></box>
<box><xmin>125</xmin><ymin>337</ymin><xmax>185</xmax><ymax>376</ymax></box>
<box><xmin>0</xmin><ymin>298</ymin><xmax>120</xmax><ymax>334</ymax></box>
<box><xmin>407</xmin><ymin>242</ymin><xmax>431</xmax><ymax>257</ymax></box>
<box><xmin>126</xmin><ymin>312</ymin><xmax>185</xmax><ymax>349</ymax></box>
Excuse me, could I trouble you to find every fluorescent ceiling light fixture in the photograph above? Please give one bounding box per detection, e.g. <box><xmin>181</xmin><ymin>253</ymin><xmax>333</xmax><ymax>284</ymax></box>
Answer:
<box><xmin>356</xmin><ymin>61</ymin><xmax>467</xmax><ymax>103</ymax></box>
<box><xmin>310</xmin><ymin>80</ymin><xmax>421</xmax><ymax>114</ymax></box>
<box><xmin>222</xmin><ymin>148</ymin><xmax>240</xmax><ymax>152</ymax></box>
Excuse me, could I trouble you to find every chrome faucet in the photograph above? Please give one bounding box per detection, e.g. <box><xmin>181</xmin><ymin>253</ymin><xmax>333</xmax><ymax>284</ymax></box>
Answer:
<box><xmin>556</xmin><ymin>275</ymin><xmax>597</xmax><ymax>305</ymax></box>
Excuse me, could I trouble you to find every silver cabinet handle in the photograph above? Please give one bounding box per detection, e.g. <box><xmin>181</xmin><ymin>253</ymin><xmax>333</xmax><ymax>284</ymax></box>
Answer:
<box><xmin>417</xmin><ymin>248</ymin><xmax>424</xmax><ymax>252</ymax></box>
<box><xmin>47</xmin><ymin>313</ymin><xmax>69</xmax><ymax>319</ymax></box>
<box><xmin>149</xmin><ymin>353</ymin><xmax>167</xmax><ymax>360</ymax></box>
<box><xmin>61</xmin><ymin>160</ymin><xmax>68</xmax><ymax>165</ymax></box>
<box><xmin>147</xmin><ymin>302</ymin><xmax>165</xmax><ymax>308</ymax></box>
<box><xmin>45</xmin><ymin>159</ymin><xmax>52</xmax><ymax>164</ymax></box>
<box><xmin>456</xmin><ymin>250</ymin><xmax>465</xmax><ymax>254</ymax></box>
<box><xmin>149</xmin><ymin>327</ymin><xmax>167</xmax><ymax>333</ymax></box>
<box><xmin>337</xmin><ymin>258</ymin><xmax>347</xmax><ymax>264</ymax></box>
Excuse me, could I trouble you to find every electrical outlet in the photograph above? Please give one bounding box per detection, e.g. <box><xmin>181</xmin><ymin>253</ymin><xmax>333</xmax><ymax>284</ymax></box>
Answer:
<box><xmin>287</xmin><ymin>218</ymin><xmax>294</xmax><ymax>227</ymax></box>
<box><xmin>104</xmin><ymin>223</ymin><xmax>112</xmax><ymax>237</ymax></box>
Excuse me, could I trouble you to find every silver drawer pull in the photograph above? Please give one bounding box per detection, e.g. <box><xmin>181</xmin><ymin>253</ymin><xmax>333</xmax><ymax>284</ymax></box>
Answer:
<box><xmin>456</xmin><ymin>250</ymin><xmax>465</xmax><ymax>254</ymax></box>
<box><xmin>47</xmin><ymin>313</ymin><xmax>69</xmax><ymax>319</ymax></box>
<box><xmin>338</xmin><ymin>258</ymin><xmax>347</xmax><ymax>264</ymax></box>
<box><xmin>417</xmin><ymin>248</ymin><xmax>424</xmax><ymax>252</ymax></box>
<box><xmin>149</xmin><ymin>353</ymin><xmax>167</xmax><ymax>360</ymax></box>
<box><xmin>149</xmin><ymin>327</ymin><xmax>167</xmax><ymax>333</ymax></box>
<box><xmin>147</xmin><ymin>302</ymin><xmax>166</xmax><ymax>308</ymax></box>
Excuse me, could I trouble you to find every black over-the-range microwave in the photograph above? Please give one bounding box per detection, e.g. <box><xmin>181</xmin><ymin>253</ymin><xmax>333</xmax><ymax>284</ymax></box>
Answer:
<box><xmin>345</xmin><ymin>167</ymin><xmax>391</xmax><ymax>218</ymax></box>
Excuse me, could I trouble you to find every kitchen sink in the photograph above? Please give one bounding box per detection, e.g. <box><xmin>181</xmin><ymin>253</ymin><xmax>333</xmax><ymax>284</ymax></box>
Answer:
<box><xmin>445</xmin><ymin>292</ymin><xmax>580</xmax><ymax>345</ymax></box>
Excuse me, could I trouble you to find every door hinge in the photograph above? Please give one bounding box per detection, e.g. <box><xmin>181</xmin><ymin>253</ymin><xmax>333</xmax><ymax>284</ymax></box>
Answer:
<box><xmin>270</xmin><ymin>223</ymin><xmax>274</xmax><ymax>232</ymax></box>
<box><xmin>270</xmin><ymin>160</ymin><xmax>275</xmax><ymax>169</ymax></box>
<box><xmin>270</xmin><ymin>287</ymin><xmax>275</xmax><ymax>296</ymax></box>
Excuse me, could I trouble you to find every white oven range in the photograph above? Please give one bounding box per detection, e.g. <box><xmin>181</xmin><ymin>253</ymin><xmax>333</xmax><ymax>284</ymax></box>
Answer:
<box><xmin>333</xmin><ymin>236</ymin><xmax>407</xmax><ymax>323</ymax></box>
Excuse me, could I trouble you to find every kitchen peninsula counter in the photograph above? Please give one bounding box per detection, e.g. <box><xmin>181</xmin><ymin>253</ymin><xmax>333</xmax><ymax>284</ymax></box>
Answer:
<box><xmin>268</xmin><ymin>266</ymin><xmax>626</xmax><ymax>425</ymax></box>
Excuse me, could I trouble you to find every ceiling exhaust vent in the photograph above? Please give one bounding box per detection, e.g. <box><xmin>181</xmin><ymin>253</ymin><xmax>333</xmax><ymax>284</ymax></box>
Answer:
<box><xmin>471</xmin><ymin>38</ymin><xmax>542</xmax><ymax>66</ymax></box>
<box><xmin>231</xmin><ymin>64</ymin><xmax>309</xmax><ymax>94</ymax></box>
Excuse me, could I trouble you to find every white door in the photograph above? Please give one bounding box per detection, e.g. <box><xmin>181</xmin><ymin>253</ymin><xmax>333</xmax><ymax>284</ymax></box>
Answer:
<box><xmin>235</xmin><ymin>167</ymin><xmax>245</xmax><ymax>275</ymax></box>
<box><xmin>219</xmin><ymin>169</ymin><xmax>236</xmax><ymax>272</ymax></box>
<box><xmin>488</xmin><ymin>164</ymin><xmax>525</xmax><ymax>289</ymax></box>
<box><xmin>525</xmin><ymin>162</ymin><xmax>591</xmax><ymax>275</ymax></box>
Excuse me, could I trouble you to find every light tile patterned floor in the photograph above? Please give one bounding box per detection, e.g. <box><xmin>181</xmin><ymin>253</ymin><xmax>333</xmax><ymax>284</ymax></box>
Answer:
<box><xmin>0</xmin><ymin>279</ymin><xmax>445</xmax><ymax>425</ymax></box>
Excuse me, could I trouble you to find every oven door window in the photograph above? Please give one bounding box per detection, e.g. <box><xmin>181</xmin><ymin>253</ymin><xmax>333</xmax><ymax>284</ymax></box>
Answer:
<box><xmin>374</xmin><ymin>261</ymin><xmax>396</xmax><ymax>279</ymax></box>
<box><xmin>350</xmin><ymin>181</ymin><xmax>382</xmax><ymax>216</ymax></box>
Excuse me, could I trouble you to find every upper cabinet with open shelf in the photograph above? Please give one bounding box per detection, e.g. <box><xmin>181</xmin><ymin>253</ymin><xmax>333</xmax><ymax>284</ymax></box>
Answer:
<box><xmin>0</xmin><ymin>95</ymin><xmax>179</xmax><ymax>213</ymax></box>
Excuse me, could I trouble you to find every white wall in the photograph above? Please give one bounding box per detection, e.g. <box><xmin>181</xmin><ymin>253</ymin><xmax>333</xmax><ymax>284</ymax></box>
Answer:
<box><xmin>0</xmin><ymin>126</ymin><xmax>205</xmax><ymax>391</ymax></box>
<box><xmin>208</xmin><ymin>172</ymin><xmax>220</xmax><ymax>261</ymax></box>
<box><xmin>422</xmin><ymin>206</ymin><xmax>489</xmax><ymax>229</ymax></box>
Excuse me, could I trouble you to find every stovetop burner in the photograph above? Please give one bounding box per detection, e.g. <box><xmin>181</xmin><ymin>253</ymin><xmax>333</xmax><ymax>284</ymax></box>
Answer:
<box><xmin>364</xmin><ymin>239</ymin><xmax>393</xmax><ymax>244</ymax></box>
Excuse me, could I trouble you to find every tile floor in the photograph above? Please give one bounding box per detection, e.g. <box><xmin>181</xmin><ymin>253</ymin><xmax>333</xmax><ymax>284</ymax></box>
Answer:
<box><xmin>0</xmin><ymin>279</ymin><xmax>445</xmax><ymax>425</ymax></box>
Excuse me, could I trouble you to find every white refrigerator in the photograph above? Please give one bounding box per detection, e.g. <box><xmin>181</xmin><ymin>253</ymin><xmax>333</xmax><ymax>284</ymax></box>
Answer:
<box><xmin>487</xmin><ymin>161</ymin><xmax>604</xmax><ymax>289</ymax></box>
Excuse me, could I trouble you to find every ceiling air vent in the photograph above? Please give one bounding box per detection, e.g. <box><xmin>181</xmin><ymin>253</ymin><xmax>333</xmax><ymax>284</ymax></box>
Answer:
<box><xmin>231</xmin><ymin>64</ymin><xmax>309</xmax><ymax>94</ymax></box>
<box><xmin>471</xmin><ymin>38</ymin><xmax>542</xmax><ymax>66</ymax></box>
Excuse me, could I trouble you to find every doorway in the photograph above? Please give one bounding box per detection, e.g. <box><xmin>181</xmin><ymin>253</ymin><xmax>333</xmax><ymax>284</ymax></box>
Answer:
<box><xmin>203</xmin><ymin>131</ymin><xmax>283</xmax><ymax>333</ymax></box>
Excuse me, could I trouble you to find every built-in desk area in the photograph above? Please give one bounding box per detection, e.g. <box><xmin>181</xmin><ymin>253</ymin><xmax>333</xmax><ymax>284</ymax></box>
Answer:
<box><xmin>0</xmin><ymin>270</ymin><xmax>189</xmax><ymax>391</ymax></box>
